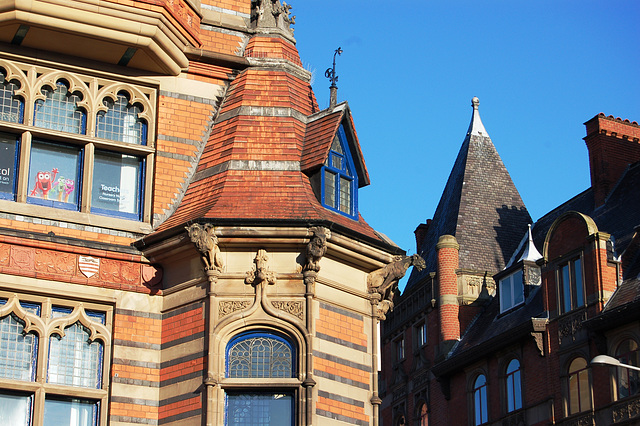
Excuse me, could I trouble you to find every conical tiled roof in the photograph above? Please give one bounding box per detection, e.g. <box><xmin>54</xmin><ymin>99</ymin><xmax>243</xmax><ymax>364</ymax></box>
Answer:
<box><xmin>408</xmin><ymin>98</ymin><xmax>531</xmax><ymax>287</ymax></box>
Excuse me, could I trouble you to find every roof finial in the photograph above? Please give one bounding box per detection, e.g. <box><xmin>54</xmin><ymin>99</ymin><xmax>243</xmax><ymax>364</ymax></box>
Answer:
<box><xmin>467</xmin><ymin>96</ymin><xmax>488</xmax><ymax>137</ymax></box>
<box><xmin>325</xmin><ymin>47</ymin><xmax>342</xmax><ymax>108</ymax></box>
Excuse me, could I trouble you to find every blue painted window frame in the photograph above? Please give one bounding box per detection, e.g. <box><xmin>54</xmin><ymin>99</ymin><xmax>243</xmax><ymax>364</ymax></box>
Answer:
<box><xmin>26</xmin><ymin>140</ymin><xmax>83</xmax><ymax>212</ymax></box>
<box><xmin>96</xmin><ymin>91</ymin><xmax>148</xmax><ymax>145</ymax></box>
<box><xmin>0</xmin><ymin>300</ymin><xmax>40</xmax><ymax>382</ymax></box>
<box><xmin>33</xmin><ymin>81</ymin><xmax>87</xmax><ymax>135</ymax></box>
<box><xmin>321</xmin><ymin>124</ymin><xmax>358</xmax><ymax>219</ymax></box>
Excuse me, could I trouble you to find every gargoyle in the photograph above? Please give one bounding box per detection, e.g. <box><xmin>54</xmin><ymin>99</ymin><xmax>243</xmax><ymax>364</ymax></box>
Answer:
<box><xmin>186</xmin><ymin>223</ymin><xmax>224</xmax><ymax>272</ymax></box>
<box><xmin>368</xmin><ymin>254</ymin><xmax>426</xmax><ymax>307</ymax></box>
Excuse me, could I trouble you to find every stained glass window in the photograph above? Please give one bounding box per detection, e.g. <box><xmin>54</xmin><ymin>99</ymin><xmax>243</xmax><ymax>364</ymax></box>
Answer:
<box><xmin>0</xmin><ymin>303</ymin><xmax>39</xmax><ymax>381</ymax></box>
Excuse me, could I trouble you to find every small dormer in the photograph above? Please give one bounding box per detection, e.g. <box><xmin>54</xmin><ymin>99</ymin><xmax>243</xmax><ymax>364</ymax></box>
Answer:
<box><xmin>302</xmin><ymin>104</ymin><xmax>369</xmax><ymax>220</ymax></box>
<box><xmin>495</xmin><ymin>225</ymin><xmax>543</xmax><ymax>314</ymax></box>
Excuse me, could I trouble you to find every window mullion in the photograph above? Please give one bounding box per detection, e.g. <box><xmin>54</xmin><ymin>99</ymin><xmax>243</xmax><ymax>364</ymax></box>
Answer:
<box><xmin>81</xmin><ymin>143</ymin><xmax>94</xmax><ymax>213</ymax></box>
<box><xmin>142</xmin><ymin>153</ymin><xmax>154</xmax><ymax>223</ymax></box>
<box><xmin>15</xmin><ymin>130</ymin><xmax>31</xmax><ymax>203</ymax></box>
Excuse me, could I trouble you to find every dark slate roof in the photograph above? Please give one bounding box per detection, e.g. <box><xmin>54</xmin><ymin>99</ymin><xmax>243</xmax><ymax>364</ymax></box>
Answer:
<box><xmin>436</xmin><ymin>158</ymin><xmax>640</xmax><ymax>372</ymax></box>
<box><xmin>407</xmin><ymin>101</ymin><xmax>531</xmax><ymax>289</ymax></box>
<box><xmin>433</xmin><ymin>286</ymin><xmax>545</xmax><ymax>376</ymax></box>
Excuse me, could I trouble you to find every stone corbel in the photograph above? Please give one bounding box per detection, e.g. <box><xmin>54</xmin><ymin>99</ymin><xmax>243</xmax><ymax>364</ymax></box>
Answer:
<box><xmin>302</xmin><ymin>226</ymin><xmax>329</xmax><ymax>286</ymax></box>
<box><xmin>186</xmin><ymin>223</ymin><xmax>224</xmax><ymax>283</ymax></box>
<box><xmin>245</xmin><ymin>249</ymin><xmax>277</xmax><ymax>286</ymax></box>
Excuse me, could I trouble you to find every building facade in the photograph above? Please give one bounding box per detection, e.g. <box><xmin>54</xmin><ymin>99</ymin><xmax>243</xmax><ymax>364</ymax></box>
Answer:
<box><xmin>0</xmin><ymin>1</ymin><xmax>404</xmax><ymax>425</ymax></box>
<box><xmin>380</xmin><ymin>101</ymin><xmax>640</xmax><ymax>425</ymax></box>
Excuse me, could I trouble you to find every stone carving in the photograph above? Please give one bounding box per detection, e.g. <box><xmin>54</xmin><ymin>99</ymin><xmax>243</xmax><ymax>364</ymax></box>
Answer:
<box><xmin>304</xmin><ymin>227</ymin><xmax>329</xmax><ymax>272</ymax></box>
<box><xmin>558</xmin><ymin>311</ymin><xmax>587</xmax><ymax>344</ymax></box>
<box><xmin>531</xmin><ymin>332</ymin><xmax>544</xmax><ymax>356</ymax></box>
<box><xmin>252</xmin><ymin>0</ymin><xmax>295</xmax><ymax>34</ymax></box>
<box><xmin>186</xmin><ymin>223</ymin><xmax>224</xmax><ymax>273</ymax></box>
<box><xmin>272</xmin><ymin>301</ymin><xmax>304</xmax><ymax>320</ymax></box>
<box><xmin>245</xmin><ymin>249</ymin><xmax>276</xmax><ymax>286</ymax></box>
<box><xmin>612</xmin><ymin>398</ymin><xmax>640</xmax><ymax>423</ymax></box>
<box><xmin>368</xmin><ymin>254</ymin><xmax>426</xmax><ymax>319</ymax></box>
<box><xmin>219</xmin><ymin>300</ymin><xmax>251</xmax><ymax>318</ymax></box>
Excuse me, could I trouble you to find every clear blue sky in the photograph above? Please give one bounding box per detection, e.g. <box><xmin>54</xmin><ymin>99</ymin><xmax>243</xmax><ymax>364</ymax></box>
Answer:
<box><xmin>292</xmin><ymin>1</ymin><xmax>640</xmax><ymax>290</ymax></box>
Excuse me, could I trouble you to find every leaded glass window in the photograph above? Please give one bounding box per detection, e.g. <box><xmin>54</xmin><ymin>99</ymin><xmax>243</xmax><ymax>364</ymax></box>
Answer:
<box><xmin>96</xmin><ymin>92</ymin><xmax>147</xmax><ymax>145</ymax></box>
<box><xmin>0</xmin><ymin>303</ymin><xmax>39</xmax><ymax>381</ymax></box>
<box><xmin>34</xmin><ymin>81</ymin><xmax>86</xmax><ymax>134</ymax></box>
<box><xmin>227</xmin><ymin>332</ymin><xmax>294</xmax><ymax>378</ymax></box>
<box><xmin>47</xmin><ymin>320</ymin><xmax>103</xmax><ymax>388</ymax></box>
<box><xmin>0</xmin><ymin>71</ymin><xmax>23</xmax><ymax>123</ymax></box>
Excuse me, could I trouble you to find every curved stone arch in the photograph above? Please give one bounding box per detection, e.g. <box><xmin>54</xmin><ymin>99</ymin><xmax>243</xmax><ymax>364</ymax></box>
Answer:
<box><xmin>32</xmin><ymin>71</ymin><xmax>92</xmax><ymax>113</ymax></box>
<box><xmin>0</xmin><ymin>294</ymin><xmax>46</xmax><ymax>336</ymax></box>
<box><xmin>95</xmin><ymin>83</ymin><xmax>154</xmax><ymax>126</ymax></box>
<box><xmin>47</xmin><ymin>303</ymin><xmax>110</xmax><ymax>344</ymax></box>
<box><xmin>543</xmin><ymin>211</ymin><xmax>599</xmax><ymax>261</ymax></box>
<box><xmin>0</xmin><ymin>59</ymin><xmax>29</xmax><ymax>106</ymax></box>
<box><xmin>214</xmin><ymin>316</ymin><xmax>308</xmax><ymax>381</ymax></box>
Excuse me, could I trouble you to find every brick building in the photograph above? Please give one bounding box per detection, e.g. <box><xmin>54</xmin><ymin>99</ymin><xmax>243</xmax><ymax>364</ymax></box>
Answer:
<box><xmin>380</xmin><ymin>100</ymin><xmax>640</xmax><ymax>425</ymax></box>
<box><xmin>0</xmin><ymin>1</ymin><xmax>404</xmax><ymax>425</ymax></box>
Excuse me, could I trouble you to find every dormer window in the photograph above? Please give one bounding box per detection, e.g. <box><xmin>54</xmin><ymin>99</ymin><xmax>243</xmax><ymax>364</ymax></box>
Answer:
<box><xmin>500</xmin><ymin>269</ymin><xmax>524</xmax><ymax>313</ymax></box>
<box><xmin>321</xmin><ymin>125</ymin><xmax>357</xmax><ymax>218</ymax></box>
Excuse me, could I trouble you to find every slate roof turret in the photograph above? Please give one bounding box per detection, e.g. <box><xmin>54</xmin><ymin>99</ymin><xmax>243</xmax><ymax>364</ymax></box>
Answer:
<box><xmin>407</xmin><ymin>98</ymin><xmax>531</xmax><ymax>288</ymax></box>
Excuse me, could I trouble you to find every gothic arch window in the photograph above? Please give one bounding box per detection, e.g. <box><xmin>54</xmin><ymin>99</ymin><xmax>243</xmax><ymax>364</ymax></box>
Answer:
<box><xmin>505</xmin><ymin>358</ymin><xmax>522</xmax><ymax>412</ymax></box>
<box><xmin>34</xmin><ymin>80</ymin><xmax>86</xmax><ymax>134</ymax></box>
<box><xmin>0</xmin><ymin>67</ymin><xmax>24</xmax><ymax>123</ymax></box>
<box><xmin>472</xmin><ymin>374</ymin><xmax>488</xmax><ymax>425</ymax></box>
<box><xmin>615</xmin><ymin>339</ymin><xmax>640</xmax><ymax>399</ymax></box>
<box><xmin>567</xmin><ymin>357</ymin><xmax>591</xmax><ymax>415</ymax></box>
<box><xmin>96</xmin><ymin>91</ymin><xmax>147</xmax><ymax>145</ymax></box>
<box><xmin>224</xmin><ymin>330</ymin><xmax>296</xmax><ymax>425</ymax></box>
<box><xmin>0</xmin><ymin>293</ymin><xmax>112</xmax><ymax>426</ymax></box>
<box><xmin>0</xmin><ymin>58</ymin><xmax>156</xmax><ymax>224</ymax></box>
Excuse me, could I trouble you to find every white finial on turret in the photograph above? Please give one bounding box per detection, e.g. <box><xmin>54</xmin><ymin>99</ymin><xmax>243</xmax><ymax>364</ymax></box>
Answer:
<box><xmin>467</xmin><ymin>96</ymin><xmax>489</xmax><ymax>137</ymax></box>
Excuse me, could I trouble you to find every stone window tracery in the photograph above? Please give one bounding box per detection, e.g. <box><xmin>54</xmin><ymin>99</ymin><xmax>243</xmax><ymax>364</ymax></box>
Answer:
<box><xmin>0</xmin><ymin>57</ymin><xmax>156</xmax><ymax>224</ymax></box>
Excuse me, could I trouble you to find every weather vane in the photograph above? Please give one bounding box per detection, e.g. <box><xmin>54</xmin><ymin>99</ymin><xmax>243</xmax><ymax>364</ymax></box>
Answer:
<box><xmin>325</xmin><ymin>47</ymin><xmax>343</xmax><ymax>88</ymax></box>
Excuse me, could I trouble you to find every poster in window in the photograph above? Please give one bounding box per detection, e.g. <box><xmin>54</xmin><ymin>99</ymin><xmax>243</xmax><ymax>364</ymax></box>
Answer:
<box><xmin>0</xmin><ymin>134</ymin><xmax>17</xmax><ymax>199</ymax></box>
<box><xmin>27</xmin><ymin>140</ymin><xmax>80</xmax><ymax>209</ymax></box>
<box><xmin>91</xmin><ymin>151</ymin><xmax>141</xmax><ymax>219</ymax></box>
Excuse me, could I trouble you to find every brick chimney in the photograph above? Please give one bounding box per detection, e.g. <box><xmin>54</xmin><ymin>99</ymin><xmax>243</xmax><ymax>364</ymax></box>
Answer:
<box><xmin>414</xmin><ymin>219</ymin><xmax>431</xmax><ymax>252</ymax></box>
<box><xmin>436</xmin><ymin>235</ymin><xmax>460</xmax><ymax>358</ymax></box>
<box><xmin>584</xmin><ymin>114</ymin><xmax>640</xmax><ymax>207</ymax></box>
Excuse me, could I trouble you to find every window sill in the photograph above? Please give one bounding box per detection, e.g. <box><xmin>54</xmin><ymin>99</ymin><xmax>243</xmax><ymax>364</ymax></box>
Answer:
<box><xmin>0</xmin><ymin>199</ymin><xmax>152</xmax><ymax>235</ymax></box>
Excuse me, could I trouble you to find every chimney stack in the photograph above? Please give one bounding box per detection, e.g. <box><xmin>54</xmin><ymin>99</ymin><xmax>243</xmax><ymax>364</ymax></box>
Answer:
<box><xmin>584</xmin><ymin>114</ymin><xmax>640</xmax><ymax>207</ymax></box>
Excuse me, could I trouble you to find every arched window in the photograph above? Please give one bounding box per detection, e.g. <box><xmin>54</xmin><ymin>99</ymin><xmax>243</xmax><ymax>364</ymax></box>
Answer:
<box><xmin>567</xmin><ymin>357</ymin><xmax>591</xmax><ymax>415</ymax></box>
<box><xmin>0</xmin><ymin>69</ymin><xmax>23</xmax><ymax>123</ymax></box>
<box><xmin>558</xmin><ymin>258</ymin><xmax>584</xmax><ymax>313</ymax></box>
<box><xmin>225</xmin><ymin>331</ymin><xmax>296</xmax><ymax>426</ymax></box>
<box><xmin>419</xmin><ymin>402</ymin><xmax>428</xmax><ymax>426</ymax></box>
<box><xmin>473</xmin><ymin>374</ymin><xmax>488</xmax><ymax>425</ymax></box>
<box><xmin>96</xmin><ymin>92</ymin><xmax>147</xmax><ymax>145</ymax></box>
<box><xmin>505</xmin><ymin>359</ymin><xmax>522</xmax><ymax>412</ymax></box>
<box><xmin>616</xmin><ymin>339</ymin><xmax>640</xmax><ymax>399</ymax></box>
<box><xmin>34</xmin><ymin>81</ymin><xmax>86</xmax><ymax>134</ymax></box>
<box><xmin>0</xmin><ymin>296</ymin><xmax>110</xmax><ymax>426</ymax></box>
